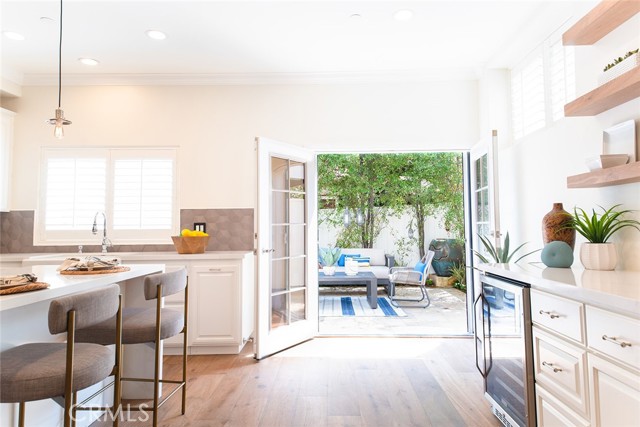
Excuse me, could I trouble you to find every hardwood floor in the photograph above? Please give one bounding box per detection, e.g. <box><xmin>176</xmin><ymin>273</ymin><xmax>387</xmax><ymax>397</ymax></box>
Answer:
<box><xmin>92</xmin><ymin>337</ymin><xmax>502</xmax><ymax>427</ymax></box>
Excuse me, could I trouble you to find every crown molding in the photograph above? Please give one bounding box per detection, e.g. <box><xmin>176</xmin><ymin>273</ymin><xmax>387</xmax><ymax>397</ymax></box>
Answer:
<box><xmin>22</xmin><ymin>69</ymin><xmax>478</xmax><ymax>86</ymax></box>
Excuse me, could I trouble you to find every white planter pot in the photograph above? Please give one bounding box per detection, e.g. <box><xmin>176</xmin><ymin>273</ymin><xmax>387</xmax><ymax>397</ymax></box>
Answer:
<box><xmin>598</xmin><ymin>53</ymin><xmax>640</xmax><ymax>86</ymax></box>
<box><xmin>345</xmin><ymin>259</ymin><xmax>359</xmax><ymax>276</ymax></box>
<box><xmin>322</xmin><ymin>266</ymin><xmax>336</xmax><ymax>276</ymax></box>
<box><xmin>580</xmin><ymin>243</ymin><xmax>617</xmax><ymax>271</ymax></box>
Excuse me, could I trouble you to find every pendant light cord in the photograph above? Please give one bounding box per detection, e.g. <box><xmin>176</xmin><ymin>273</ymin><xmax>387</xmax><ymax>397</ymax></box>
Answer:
<box><xmin>58</xmin><ymin>0</ymin><xmax>63</xmax><ymax>108</ymax></box>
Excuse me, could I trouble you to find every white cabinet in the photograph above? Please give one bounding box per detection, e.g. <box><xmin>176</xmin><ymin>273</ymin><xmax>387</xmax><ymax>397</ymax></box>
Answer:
<box><xmin>587</xmin><ymin>353</ymin><xmax>640</xmax><ymax>427</ymax></box>
<box><xmin>0</xmin><ymin>108</ymin><xmax>15</xmax><ymax>212</ymax></box>
<box><xmin>532</xmin><ymin>289</ymin><xmax>640</xmax><ymax>427</ymax></box>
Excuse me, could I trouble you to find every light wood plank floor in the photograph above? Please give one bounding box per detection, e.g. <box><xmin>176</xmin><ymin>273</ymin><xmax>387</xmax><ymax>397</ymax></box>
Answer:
<box><xmin>93</xmin><ymin>337</ymin><xmax>501</xmax><ymax>427</ymax></box>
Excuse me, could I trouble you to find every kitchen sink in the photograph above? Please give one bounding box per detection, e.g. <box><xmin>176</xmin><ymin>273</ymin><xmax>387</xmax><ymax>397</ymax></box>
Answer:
<box><xmin>22</xmin><ymin>252</ymin><xmax>139</xmax><ymax>265</ymax></box>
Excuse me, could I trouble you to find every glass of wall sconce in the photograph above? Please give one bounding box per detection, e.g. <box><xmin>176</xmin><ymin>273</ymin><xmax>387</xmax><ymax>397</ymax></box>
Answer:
<box><xmin>343</xmin><ymin>208</ymin><xmax>351</xmax><ymax>227</ymax></box>
<box><xmin>356</xmin><ymin>208</ymin><xmax>364</xmax><ymax>226</ymax></box>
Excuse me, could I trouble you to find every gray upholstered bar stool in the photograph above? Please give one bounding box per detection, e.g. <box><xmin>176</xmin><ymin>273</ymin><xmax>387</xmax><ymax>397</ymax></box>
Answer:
<box><xmin>75</xmin><ymin>268</ymin><xmax>188</xmax><ymax>427</ymax></box>
<box><xmin>0</xmin><ymin>284</ymin><xmax>123</xmax><ymax>427</ymax></box>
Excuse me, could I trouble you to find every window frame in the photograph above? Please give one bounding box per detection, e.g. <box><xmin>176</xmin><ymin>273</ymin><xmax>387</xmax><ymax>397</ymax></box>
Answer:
<box><xmin>35</xmin><ymin>146</ymin><xmax>179</xmax><ymax>246</ymax></box>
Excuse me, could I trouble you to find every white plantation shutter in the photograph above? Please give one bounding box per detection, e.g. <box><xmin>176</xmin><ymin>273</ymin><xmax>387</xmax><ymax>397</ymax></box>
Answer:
<box><xmin>511</xmin><ymin>51</ymin><xmax>545</xmax><ymax>139</ymax></box>
<box><xmin>511</xmin><ymin>31</ymin><xmax>575</xmax><ymax>140</ymax></box>
<box><xmin>548</xmin><ymin>39</ymin><xmax>575</xmax><ymax>122</ymax></box>
<box><xmin>37</xmin><ymin>147</ymin><xmax>177</xmax><ymax>245</ymax></box>
<box><xmin>113</xmin><ymin>159</ymin><xmax>173</xmax><ymax>230</ymax></box>
<box><xmin>45</xmin><ymin>157</ymin><xmax>106</xmax><ymax>230</ymax></box>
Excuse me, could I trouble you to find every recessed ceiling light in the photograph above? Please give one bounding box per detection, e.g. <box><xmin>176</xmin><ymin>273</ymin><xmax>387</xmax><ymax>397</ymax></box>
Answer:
<box><xmin>393</xmin><ymin>9</ymin><xmax>414</xmax><ymax>21</ymax></box>
<box><xmin>350</xmin><ymin>13</ymin><xmax>362</xmax><ymax>19</ymax></box>
<box><xmin>3</xmin><ymin>31</ymin><xmax>25</xmax><ymax>41</ymax></box>
<box><xmin>40</xmin><ymin>16</ymin><xmax>55</xmax><ymax>22</ymax></box>
<box><xmin>145</xmin><ymin>30</ymin><xmax>167</xmax><ymax>40</ymax></box>
<box><xmin>78</xmin><ymin>57</ymin><xmax>100</xmax><ymax>66</ymax></box>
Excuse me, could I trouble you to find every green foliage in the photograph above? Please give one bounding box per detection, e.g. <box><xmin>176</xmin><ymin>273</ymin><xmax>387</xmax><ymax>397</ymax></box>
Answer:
<box><xmin>449</xmin><ymin>263</ymin><xmax>467</xmax><ymax>293</ymax></box>
<box><xmin>318</xmin><ymin>247</ymin><xmax>342</xmax><ymax>266</ymax></box>
<box><xmin>603</xmin><ymin>48</ymin><xmax>638</xmax><ymax>72</ymax></box>
<box><xmin>567</xmin><ymin>205</ymin><xmax>640</xmax><ymax>243</ymax></box>
<box><xmin>474</xmin><ymin>232</ymin><xmax>540</xmax><ymax>264</ymax></box>
<box><xmin>317</xmin><ymin>152</ymin><xmax>464</xmax><ymax>256</ymax></box>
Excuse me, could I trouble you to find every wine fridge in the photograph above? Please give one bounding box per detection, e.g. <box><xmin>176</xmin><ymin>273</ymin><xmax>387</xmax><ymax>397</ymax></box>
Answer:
<box><xmin>474</xmin><ymin>272</ymin><xmax>535</xmax><ymax>427</ymax></box>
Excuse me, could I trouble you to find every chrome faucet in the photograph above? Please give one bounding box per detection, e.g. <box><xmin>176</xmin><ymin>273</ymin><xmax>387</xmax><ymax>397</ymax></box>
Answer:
<box><xmin>92</xmin><ymin>211</ymin><xmax>112</xmax><ymax>253</ymax></box>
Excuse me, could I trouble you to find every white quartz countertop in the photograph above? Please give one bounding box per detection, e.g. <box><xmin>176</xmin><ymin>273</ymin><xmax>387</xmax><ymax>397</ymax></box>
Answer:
<box><xmin>477</xmin><ymin>263</ymin><xmax>640</xmax><ymax>318</ymax></box>
<box><xmin>0</xmin><ymin>264</ymin><xmax>164</xmax><ymax>312</ymax></box>
<box><xmin>16</xmin><ymin>250</ymin><xmax>253</xmax><ymax>265</ymax></box>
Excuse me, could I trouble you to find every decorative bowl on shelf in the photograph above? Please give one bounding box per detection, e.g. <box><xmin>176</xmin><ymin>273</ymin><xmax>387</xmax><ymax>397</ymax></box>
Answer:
<box><xmin>585</xmin><ymin>154</ymin><xmax>630</xmax><ymax>171</ymax></box>
<box><xmin>171</xmin><ymin>236</ymin><xmax>210</xmax><ymax>254</ymax></box>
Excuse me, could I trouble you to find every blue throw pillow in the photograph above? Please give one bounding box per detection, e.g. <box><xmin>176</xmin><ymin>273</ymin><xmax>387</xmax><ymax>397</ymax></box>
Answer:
<box><xmin>413</xmin><ymin>262</ymin><xmax>426</xmax><ymax>280</ymax></box>
<box><xmin>338</xmin><ymin>253</ymin><xmax>360</xmax><ymax>267</ymax></box>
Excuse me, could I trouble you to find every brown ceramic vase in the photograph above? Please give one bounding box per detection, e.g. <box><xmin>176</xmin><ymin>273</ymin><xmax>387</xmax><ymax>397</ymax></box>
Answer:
<box><xmin>542</xmin><ymin>203</ymin><xmax>576</xmax><ymax>250</ymax></box>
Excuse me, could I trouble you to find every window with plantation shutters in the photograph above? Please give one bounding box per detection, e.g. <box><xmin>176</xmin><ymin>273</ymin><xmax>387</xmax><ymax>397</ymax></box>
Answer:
<box><xmin>510</xmin><ymin>30</ymin><xmax>575</xmax><ymax>140</ymax></box>
<box><xmin>36</xmin><ymin>147</ymin><xmax>178</xmax><ymax>246</ymax></box>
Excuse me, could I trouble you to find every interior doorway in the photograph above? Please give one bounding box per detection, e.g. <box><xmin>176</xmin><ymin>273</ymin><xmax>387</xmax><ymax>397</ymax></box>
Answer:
<box><xmin>316</xmin><ymin>151</ymin><xmax>470</xmax><ymax>337</ymax></box>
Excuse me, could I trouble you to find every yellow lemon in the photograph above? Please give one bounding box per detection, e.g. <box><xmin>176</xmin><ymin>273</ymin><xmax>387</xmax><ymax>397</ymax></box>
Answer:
<box><xmin>181</xmin><ymin>228</ymin><xmax>192</xmax><ymax>237</ymax></box>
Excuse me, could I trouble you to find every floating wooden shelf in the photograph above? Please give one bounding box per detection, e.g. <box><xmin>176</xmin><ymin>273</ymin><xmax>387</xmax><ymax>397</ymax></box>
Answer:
<box><xmin>564</xmin><ymin>66</ymin><xmax>640</xmax><ymax>116</ymax></box>
<box><xmin>563</xmin><ymin>0</ymin><xmax>640</xmax><ymax>45</ymax></box>
<box><xmin>567</xmin><ymin>161</ymin><xmax>640</xmax><ymax>188</ymax></box>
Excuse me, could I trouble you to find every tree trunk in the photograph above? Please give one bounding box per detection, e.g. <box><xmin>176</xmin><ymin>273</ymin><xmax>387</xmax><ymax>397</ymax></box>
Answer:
<box><xmin>415</xmin><ymin>204</ymin><xmax>426</xmax><ymax>259</ymax></box>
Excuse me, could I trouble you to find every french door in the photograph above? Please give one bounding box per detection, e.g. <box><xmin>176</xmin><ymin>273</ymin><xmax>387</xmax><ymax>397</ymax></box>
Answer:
<box><xmin>469</xmin><ymin>130</ymin><xmax>501</xmax><ymax>333</ymax></box>
<box><xmin>255</xmin><ymin>137</ymin><xmax>318</xmax><ymax>360</ymax></box>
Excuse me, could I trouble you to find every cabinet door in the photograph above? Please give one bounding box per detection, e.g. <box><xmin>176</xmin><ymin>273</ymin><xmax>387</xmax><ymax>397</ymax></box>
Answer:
<box><xmin>190</xmin><ymin>263</ymin><xmax>240</xmax><ymax>348</ymax></box>
<box><xmin>588</xmin><ymin>353</ymin><xmax>640</xmax><ymax>427</ymax></box>
<box><xmin>536</xmin><ymin>385</ymin><xmax>590</xmax><ymax>427</ymax></box>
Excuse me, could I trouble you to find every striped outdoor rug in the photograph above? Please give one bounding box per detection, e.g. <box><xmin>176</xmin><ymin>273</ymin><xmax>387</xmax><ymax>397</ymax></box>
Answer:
<box><xmin>320</xmin><ymin>296</ymin><xmax>407</xmax><ymax>317</ymax></box>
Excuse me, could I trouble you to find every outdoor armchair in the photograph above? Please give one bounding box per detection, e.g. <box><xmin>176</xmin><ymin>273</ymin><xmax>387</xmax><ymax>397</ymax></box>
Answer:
<box><xmin>388</xmin><ymin>250</ymin><xmax>435</xmax><ymax>308</ymax></box>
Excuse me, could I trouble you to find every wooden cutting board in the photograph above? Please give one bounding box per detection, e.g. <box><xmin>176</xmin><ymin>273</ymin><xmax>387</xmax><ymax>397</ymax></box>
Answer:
<box><xmin>0</xmin><ymin>282</ymin><xmax>50</xmax><ymax>295</ymax></box>
<box><xmin>59</xmin><ymin>266</ymin><xmax>131</xmax><ymax>275</ymax></box>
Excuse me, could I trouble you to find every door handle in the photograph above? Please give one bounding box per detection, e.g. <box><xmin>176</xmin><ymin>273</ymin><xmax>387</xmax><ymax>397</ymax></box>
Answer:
<box><xmin>473</xmin><ymin>294</ymin><xmax>485</xmax><ymax>377</ymax></box>
<box><xmin>262</xmin><ymin>249</ymin><xmax>275</xmax><ymax>253</ymax></box>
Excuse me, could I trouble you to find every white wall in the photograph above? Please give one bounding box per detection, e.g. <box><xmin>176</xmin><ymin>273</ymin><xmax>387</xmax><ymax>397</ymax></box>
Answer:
<box><xmin>318</xmin><ymin>209</ymin><xmax>451</xmax><ymax>266</ymax></box>
<box><xmin>2</xmin><ymin>81</ymin><xmax>478</xmax><ymax>211</ymax></box>
<box><xmin>482</xmin><ymin>15</ymin><xmax>640</xmax><ymax>271</ymax></box>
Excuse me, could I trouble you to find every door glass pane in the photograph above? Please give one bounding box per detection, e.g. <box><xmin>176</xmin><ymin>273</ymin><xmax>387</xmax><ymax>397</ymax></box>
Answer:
<box><xmin>271</xmin><ymin>259</ymin><xmax>287</xmax><ymax>292</ymax></box>
<box><xmin>271</xmin><ymin>294</ymin><xmax>287</xmax><ymax>329</ymax></box>
<box><xmin>290</xmin><ymin>289</ymin><xmax>306</xmax><ymax>323</ymax></box>
<box><xmin>272</xmin><ymin>191</ymin><xmax>288</xmax><ymax>224</ymax></box>
<box><xmin>288</xmin><ymin>193</ymin><xmax>305</xmax><ymax>224</ymax></box>
<box><xmin>289</xmin><ymin>161</ymin><xmax>305</xmax><ymax>192</ymax></box>
<box><xmin>272</xmin><ymin>225</ymin><xmax>288</xmax><ymax>258</ymax></box>
<box><xmin>289</xmin><ymin>256</ymin><xmax>306</xmax><ymax>288</ymax></box>
<box><xmin>289</xmin><ymin>224</ymin><xmax>306</xmax><ymax>257</ymax></box>
<box><xmin>272</xmin><ymin>157</ymin><xmax>288</xmax><ymax>191</ymax></box>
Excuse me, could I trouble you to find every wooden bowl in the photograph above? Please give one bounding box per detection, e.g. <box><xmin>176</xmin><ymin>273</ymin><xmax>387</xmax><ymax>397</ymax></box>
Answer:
<box><xmin>171</xmin><ymin>236</ymin><xmax>210</xmax><ymax>254</ymax></box>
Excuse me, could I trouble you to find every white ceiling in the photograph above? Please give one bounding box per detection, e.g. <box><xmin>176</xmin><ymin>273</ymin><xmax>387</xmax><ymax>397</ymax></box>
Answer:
<box><xmin>1</xmin><ymin>0</ymin><xmax>595</xmax><ymax>86</ymax></box>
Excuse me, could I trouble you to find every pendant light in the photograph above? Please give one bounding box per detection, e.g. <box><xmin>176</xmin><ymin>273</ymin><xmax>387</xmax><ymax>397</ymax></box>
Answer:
<box><xmin>48</xmin><ymin>0</ymin><xmax>71</xmax><ymax>138</ymax></box>
<box><xmin>356</xmin><ymin>208</ymin><xmax>364</xmax><ymax>226</ymax></box>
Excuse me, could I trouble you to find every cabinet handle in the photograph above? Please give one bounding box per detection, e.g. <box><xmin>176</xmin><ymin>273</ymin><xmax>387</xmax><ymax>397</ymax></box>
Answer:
<box><xmin>539</xmin><ymin>310</ymin><xmax>560</xmax><ymax>319</ymax></box>
<box><xmin>542</xmin><ymin>361</ymin><xmax>562</xmax><ymax>373</ymax></box>
<box><xmin>602</xmin><ymin>335</ymin><xmax>632</xmax><ymax>348</ymax></box>
<box><xmin>209</xmin><ymin>268</ymin><xmax>222</xmax><ymax>272</ymax></box>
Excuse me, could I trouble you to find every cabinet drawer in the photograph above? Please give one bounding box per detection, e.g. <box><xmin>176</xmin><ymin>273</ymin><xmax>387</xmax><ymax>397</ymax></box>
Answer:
<box><xmin>536</xmin><ymin>385</ymin><xmax>590</xmax><ymax>427</ymax></box>
<box><xmin>531</xmin><ymin>290</ymin><xmax>585</xmax><ymax>344</ymax></box>
<box><xmin>533</xmin><ymin>327</ymin><xmax>589</xmax><ymax>417</ymax></box>
<box><xmin>586</xmin><ymin>306</ymin><xmax>640</xmax><ymax>369</ymax></box>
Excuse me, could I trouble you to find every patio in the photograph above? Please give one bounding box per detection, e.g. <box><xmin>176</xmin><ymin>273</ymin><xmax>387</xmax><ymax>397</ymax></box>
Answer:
<box><xmin>319</xmin><ymin>284</ymin><xmax>469</xmax><ymax>336</ymax></box>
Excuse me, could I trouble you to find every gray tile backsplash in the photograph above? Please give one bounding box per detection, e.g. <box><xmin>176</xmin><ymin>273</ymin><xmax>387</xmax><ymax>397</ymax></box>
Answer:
<box><xmin>0</xmin><ymin>209</ymin><xmax>254</xmax><ymax>253</ymax></box>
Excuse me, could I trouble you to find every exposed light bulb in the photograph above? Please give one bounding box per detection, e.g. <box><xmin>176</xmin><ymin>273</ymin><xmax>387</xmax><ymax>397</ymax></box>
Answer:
<box><xmin>54</xmin><ymin>123</ymin><xmax>64</xmax><ymax>139</ymax></box>
<box><xmin>48</xmin><ymin>108</ymin><xmax>71</xmax><ymax>139</ymax></box>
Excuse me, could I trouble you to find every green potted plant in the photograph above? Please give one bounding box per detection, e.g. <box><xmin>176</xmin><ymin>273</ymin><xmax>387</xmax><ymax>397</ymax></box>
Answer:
<box><xmin>473</xmin><ymin>232</ymin><xmax>539</xmax><ymax>264</ymax></box>
<box><xmin>567</xmin><ymin>205</ymin><xmax>640</xmax><ymax>271</ymax></box>
<box><xmin>319</xmin><ymin>247</ymin><xmax>341</xmax><ymax>276</ymax></box>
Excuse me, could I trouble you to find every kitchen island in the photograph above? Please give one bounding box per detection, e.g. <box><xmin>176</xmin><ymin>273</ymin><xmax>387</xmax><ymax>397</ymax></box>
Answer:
<box><xmin>0</xmin><ymin>263</ymin><xmax>164</xmax><ymax>427</ymax></box>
